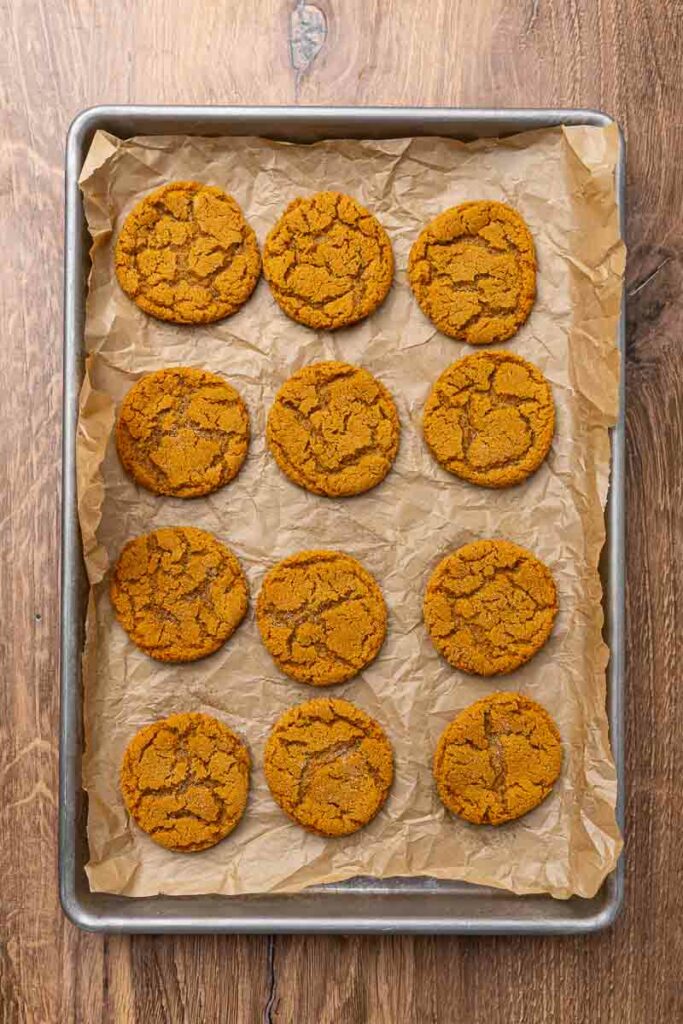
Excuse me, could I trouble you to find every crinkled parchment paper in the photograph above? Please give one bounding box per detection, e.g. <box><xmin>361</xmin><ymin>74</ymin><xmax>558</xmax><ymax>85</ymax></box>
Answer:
<box><xmin>78</xmin><ymin>125</ymin><xmax>624</xmax><ymax>899</ymax></box>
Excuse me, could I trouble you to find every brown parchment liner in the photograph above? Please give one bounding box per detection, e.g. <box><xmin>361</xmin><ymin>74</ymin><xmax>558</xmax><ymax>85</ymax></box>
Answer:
<box><xmin>78</xmin><ymin>126</ymin><xmax>624</xmax><ymax>899</ymax></box>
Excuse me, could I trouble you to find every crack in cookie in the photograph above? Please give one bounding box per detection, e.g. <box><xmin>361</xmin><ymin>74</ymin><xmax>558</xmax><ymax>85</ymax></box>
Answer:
<box><xmin>256</xmin><ymin>550</ymin><xmax>387</xmax><ymax>685</ymax></box>
<box><xmin>408</xmin><ymin>200</ymin><xmax>536</xmax><ymax>344</ymax></box>
<box><xmin>263</xmin><ymin>698</ymin><xmax>394</xmax><ymax>836</ymax></box>
<box><xmin>266</xmin><ymin>361</ymin><xmax>400</xmax><ymax>497</ymax></box>
<box><xmin>110</xmin><ymin>526</ymin><xmax>248</xmax><ymax>662</ymax></box>
<box><xmin>433</xmin><ymin>692</ymin><xmax>562</xmax><ymax>825</ymax></box>
<box><xmin>116</xmin><ymin>367</ymin><xmax>250</xmax><ymax>497</ymax></box>
<box><xmin>423</xmin><ymin>351</ymin><xmax>555</xmax><ymax>488</ymax></box>
<box><xmin>120</xmin><ymin>712</ymin><xmax>250</xmax><ymax>851</ymax></box>
<box><xmin>115</xmin><ymin>181</ymin><xmax>261</xmax><ymax>324</ymax></box>
<box><xmin>423</xmin><ymin>539</ymin><xmax>558</xmax><ymax>675</ymax></box>
<box><xmin>263</xmin><ymin>191</ymin><xmax>393</xmax><ymax>329</ymax></box>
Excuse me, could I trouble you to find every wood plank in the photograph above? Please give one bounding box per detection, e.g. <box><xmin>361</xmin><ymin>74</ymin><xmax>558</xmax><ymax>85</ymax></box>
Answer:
<box><xmin>1</xmin><ymin>1</ymin><xmax>681</xmax><ymax>1021</ymax></box>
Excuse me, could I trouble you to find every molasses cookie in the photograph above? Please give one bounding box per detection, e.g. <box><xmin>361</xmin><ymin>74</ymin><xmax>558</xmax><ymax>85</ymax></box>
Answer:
<box><xmin>433</xmin><ymin>692</ymin><xmax>562</xmax><ymax>825</ymax></box>
<box><xmin>120</xmin><ymin>712</ymin><xmax>250</xmax><ymax>851</ymax></box>
<box><xmin>422</xmin><ymin>351</ymin><xmax>554</xmax><ymax>487</ymax></box>
<box><xmin>263</xmin><ymin>191</ymin><xmax>393</xmax><ymax>329</ymax></box>
<box><xmin>256</xmin><ymin>550</ymin><xmax>386</xmax><ymax>685</ymax></box>
<box><xmin>264</xmin><ymin>697</ymin><xmax>394</xmax><ymax>836</ymax></box>
<box><xmin>266</xmin><ymin>361</ymin><xmax>400</xmax><ymax>496</ymax></box>
<box><xmin>423</xmin><ymin>539</ymin><xmax>558</xmax><ymax>675</ymax></box>
<box><xmin>116</xmin><ymin>367</ymin><xmax>249</xmax><ymax>497</ymax></box>
<box><xmin>408</xmin><ymin>200</ymin><xmax>536</xmax><ymax>344</ymax></box>
<box><xmin>110</xmin><ymin>526</ymin><xmax>248</xmax><ymax>662</ymax></box>
<box><xmin>115</xmin><ymin>181</ymin><xmax>261</xmax><ymax>323</ymax></box>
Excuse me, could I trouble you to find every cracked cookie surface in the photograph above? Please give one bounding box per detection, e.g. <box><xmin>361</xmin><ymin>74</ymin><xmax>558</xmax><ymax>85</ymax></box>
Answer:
<box><xmin>120</xmin><ymin>712</ymin><xmax>250</xmax><ymax>851</ymax></box>
<box><xmin>115</xmin><ymin>181</ymin><xmax>261</xmax><ymax>324</ymax></box>
<box><xmin>264</xmin><ymin>698</ymin><xmax>394</xmax><ymax>836</ymax></box>
<box><xmin>110</xmin><ymin>526</ymin><xmax>248</xmax><ymax>662</ymax></box>
<box><xmin>116</xmin><ymin>367</ymin><xmax>250</xmax><ymax>497</ymax></box>
<box><xmin>408</xmin><ymin>200</ymin><xmax>536</xmax><ymax>344</ymax></box>
<box><xmin>266</xmin><ymin>361</ymin><xmax>400</xmax><ymax>496</ymax></box>
<box><xmin>424</xmin><ymin>539</ymin><xmax>558</xmax><ymax>675</ymax></box>
<box><xmin>256</xmin><ymin>550</ymin><xmax>387</xmax><ymax>686</ymax></box>
<box><xmin>263</xmin><ymin>191</ymin><xmax>393</xmax><ymax>329</ymax></box>
<box><xmin>423</xmin><ymin>351</ymin><xmax>554</xmax><ymax>487</ymax></box>
<box><xmin>433</xmin><ymin>692</ymin><xmax>562</xmax><ymax>825</ymax></box>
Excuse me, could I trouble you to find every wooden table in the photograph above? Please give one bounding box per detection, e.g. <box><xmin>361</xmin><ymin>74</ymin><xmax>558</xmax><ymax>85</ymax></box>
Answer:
<box><xmin>2</xmin><ymin>2</ymin><xmax>681</xmax><ymax>1020</ymax></box>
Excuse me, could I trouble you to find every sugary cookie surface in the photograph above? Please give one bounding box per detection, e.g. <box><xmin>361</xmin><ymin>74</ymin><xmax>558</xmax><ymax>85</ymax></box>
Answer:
<box><xmin>264</xmin><ymin>698</ymin><xmax>394</xmax><ymax>836</ymax></box>
<box><xmin>256</xmin><ymin>550</ymin><xmax>387</xmax><ymax>685</ymax></box>
<box><xmin>110</xmin><ymin>526</ymin><xmax>248</xmax><ymax>662</ymax></box>
<box><xmin>266</xmin><ymin>361</ymin><xmax>400</xmax><ymax>496</ymax></box>
<box><xmin>120</xmin><ymin>712</ymin><xmax>250</xmax><ymax>851</ymax></box>
<box><xmin>433</xmin><ymin>692</ymin><xmax>562</xmax><ymax>825</ymax></box>
<box><xmin>263</xmin><ymin>191</ymin><xmax>393</xmax><ymax>329</ymax></box>
<box><xmin>116</xmin><ymin>367</ymin><xmax>249</xmax><ymax>497</ymax></box>
<box><xmin>115</xmin><ymin>181</ymin><xmax>261</xmax><ymax>323</ymax></box>
<box><xmin>423</xmin><ymin>351</ymin><xmax>554</xmax><ymax>487</ymax></box>
<box><xmin>424</xmin><ymin>539</ymin><xmax>558</xmax><ymax>675</ymax></box>
<box><xmin>408</xmin><ymin>200</ymin><xmax>536</xmax><ymax>344</ymax></box>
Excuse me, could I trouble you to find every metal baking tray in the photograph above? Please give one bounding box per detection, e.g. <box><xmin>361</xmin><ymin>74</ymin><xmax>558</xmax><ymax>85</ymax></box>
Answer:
<box><xmin>61</xmin><ymin>105</ymin><xmax>625</xmax><ymax>934</ymax></box>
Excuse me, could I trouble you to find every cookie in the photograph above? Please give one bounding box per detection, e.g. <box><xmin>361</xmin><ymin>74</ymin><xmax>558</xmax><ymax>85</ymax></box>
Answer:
<box><xmin>115</xmin><ymin>181</ymin><xmax>261</xmax><ymax>324</ymax></box>
<box><xmin>408</xmin><ymin>200</ymin><xmax>536</xmax><ymax>344</ymax></box>
<box><xmin>263</xmin><ymin>191</ymin><xmax>393</xmax><ymax>329</ymax></box>
<box><xmin>423</xmin><ymin>539</ymin><xmax>558</xmax><ymax>675</ymax></box>
<box><xmin>120</xmin><ymin>712</ymin><xmax>250</xmax><ymax>851</ymax></box>
<box><xmin>422</xmin><ymin>351</ymin><xmax>554</xmax><ymax>487</ymax></box>
<box><xmin>266</xmin><ymin>361</ymin><xmax>400</xmax><ymax>497</ymax></box>
<box><xmin>263</xmin><ymin>698</ymin><xmax>394</xmax><ymax>836</ymax></box>
<box><xmin>110</xmin><ymin>526</ymin><xmax>248</xmax><ymax>662</ymax></box>
<box><xmin>256</xmin><ymin>550</ymin><xmax>387</xmax><ymax>686</ymax></box>
<box><xmin>116</xmin><ymin>367</ymin><xmax>250</xmax><ymax>498</ymax></box>
<box><xmin>433</xmin><ymin>692</ymin><xmax>562</xmax><ymax>825</ymax></box>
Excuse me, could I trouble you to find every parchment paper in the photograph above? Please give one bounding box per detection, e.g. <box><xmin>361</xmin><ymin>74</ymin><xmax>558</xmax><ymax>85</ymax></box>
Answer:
<box><xmin>78</xmin><ymin>126</ymin><xmax>624</xmax><ymax>899</ymax></box>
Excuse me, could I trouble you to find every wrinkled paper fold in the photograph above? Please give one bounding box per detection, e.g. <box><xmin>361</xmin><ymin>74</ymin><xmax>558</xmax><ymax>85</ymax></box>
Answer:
<box><xmin>78</xmin><ymin>126</ymin><xmax>623</xmax><ymax>899</ymax></box>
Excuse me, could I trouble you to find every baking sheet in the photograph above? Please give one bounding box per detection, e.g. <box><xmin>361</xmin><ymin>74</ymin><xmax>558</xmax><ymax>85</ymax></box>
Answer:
<box><xmin>77</xmin><ymin>125</ymin><xmax>624</xmax><ymax>900</ymax></box>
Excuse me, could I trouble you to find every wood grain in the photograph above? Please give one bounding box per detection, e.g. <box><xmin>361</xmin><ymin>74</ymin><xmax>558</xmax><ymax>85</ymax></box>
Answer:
<box><xmin>1</xmin><ymin>0</ymin><xmax>682</xmax><ymax>1021</ymax></box>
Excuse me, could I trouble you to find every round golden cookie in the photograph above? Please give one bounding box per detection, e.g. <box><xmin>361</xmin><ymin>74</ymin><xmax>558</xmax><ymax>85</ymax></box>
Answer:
<box><xmin>266</xmin><ymin>361</ymin><xmax>400</xmax><ymax>497</ymax></box>
<box><xmin>120</xmin><ymin>712</ymin><xmax>250</xmax><ymax>851</ymax></box>
<box><xmin>408</xmin><ymin>200</ymin><xmax>536</xmax><ymax>344</ymax></box>
<box><xmin>115</xmin><ymin>181</ymin><xmax>261</xmax><ymax>324</ymax></box>
<box><xmin>263</xmin><ymin>191</ymin><xmax>393</xmax><ymax>329</ymax></box>
<box><xmin>264</xmin><ymin>698</ymin><xmax>394</xmax><ymax>836</ymax></box>
<box><xmin>433</xmin><ymin>692</ymin><xmax>562</xmax><ymax>825</ymax></box>
<box><xmin>423</xmin><ymin>539</ymin><xmax>558</xmax><ymax>676</ymax></box>
<box><xmin>116</xmin><ymin>367</ymin><xmax>250</xmax><ymax>498</ymax></box>
<box><xmin>256</xmin><ymin>550</ymin><xmax>387</xmax><ymax>686</ymax></box>
<box><xmin>110</xmin><ymin>526</ymin><xmax>248</xmax><ymax>662</ymax></box>
<box><xmin>422</xmin><ymin>351</ymin><xmax>554</xmax><ymax>487</ymax></box>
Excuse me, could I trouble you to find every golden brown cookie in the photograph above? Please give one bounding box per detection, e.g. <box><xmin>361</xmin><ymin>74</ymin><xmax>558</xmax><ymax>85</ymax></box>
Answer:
<box><xmin>115</xmin><ymin>181</ymin><xmax>261</xmax><ymax>324</ymax></box>
<box><xmin>110</xmin><ymin>526</ymin><xmax>248</xmax><ymax>662</ymax></box>
<box><xmin>263</xmin><ymin>191</ymin><xmax>393</xmax><ymax>329</ymax></box>
<box><xmin>264</xmin><ymin>698</ymin><xmax>394</xmax><ymax>836</ymax></box>
<box><xmin>408</xmin><ymin>200</ymin><xmax>536</xmax><ymax>344</ymax></box>
<box><xmin>116</xmin><ymin>367</ymin><xmax>250</xmax><ymax>498</ymax></box>
<box><xmin>423</xmin><ymin>539</ymin><xmax>558</xmax><ymax>675</ymax></box>
<box><xmin>433</xmin><ymin>692</ymin><xmax>562</xmax><ymax>825</ymax></box>
<box><xmin>120</xmin><ymin>712</ymin><xmax>250</xmax><ymax>851</ymax></box>
<box><xmin>422</xmin><ymin>351</ymin><xmax>554</xmax><ymax>487</ymax></box>
<box><xmin>256</xmin><ymin>550</ymin><xmax>387</xmax><ymax>686</ymax></box>
<box><xmin>266</xmin><ymin>361</ymin><xmax>400</xmax><ymax>497</ymax></box>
